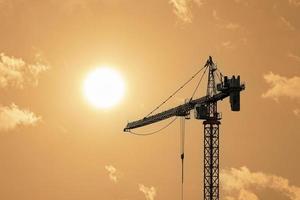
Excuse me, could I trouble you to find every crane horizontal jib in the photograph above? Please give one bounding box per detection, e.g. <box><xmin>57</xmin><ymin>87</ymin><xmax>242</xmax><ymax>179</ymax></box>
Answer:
<box><xmin>124</xmin><ymin>81</ymin><xmax>245</xmax><ymax>132</ymax></box>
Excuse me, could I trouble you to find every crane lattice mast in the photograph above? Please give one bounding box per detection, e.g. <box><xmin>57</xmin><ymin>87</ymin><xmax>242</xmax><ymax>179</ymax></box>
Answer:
<box><xmin>124</xmin><ymin>56</ymin><xmax>245</xmax><ymax>200</ymax></box>
<box><xmin>203</xmin><ymin>56</ymin><xmax>220</xmax><ymax>200</ymax></box>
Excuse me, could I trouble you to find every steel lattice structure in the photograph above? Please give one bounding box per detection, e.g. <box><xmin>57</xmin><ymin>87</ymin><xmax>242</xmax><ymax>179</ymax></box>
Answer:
<box><xmin>203</xmin><ymin>57</ymin><xmax>220</xmax><ymax>200</ymax></box>
<box><xmin>203</xmin><ymin>121</ymin><xmax>220</xmax><ymax>200</ymax></box>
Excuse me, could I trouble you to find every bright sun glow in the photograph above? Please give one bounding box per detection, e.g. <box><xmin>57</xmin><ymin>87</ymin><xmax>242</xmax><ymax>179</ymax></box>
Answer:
<box><xmin>83</xmin><ymin>67</ymin><xmax>125</xmax><ymax>109</ymax></box>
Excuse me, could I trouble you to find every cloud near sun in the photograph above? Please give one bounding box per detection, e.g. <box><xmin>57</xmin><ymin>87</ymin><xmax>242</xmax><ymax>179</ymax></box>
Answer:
<box><xmin>0</xmin><ymin>103</ymin><xmax>41</xmax><ymax>131</ymax></box>
<box><xmin>0</xmin><ymin>53</ymin><xmax>49</xmax><ymax>89</ymax></box>
<box><xmin>0</xmin><ymin>52</ymin><xmax>48</xmax><ymax>131</ymax></box>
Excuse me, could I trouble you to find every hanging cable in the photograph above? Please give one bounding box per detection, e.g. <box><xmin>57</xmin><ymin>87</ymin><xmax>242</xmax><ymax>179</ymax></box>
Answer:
<box><xmin>190</xmin><ymin>65</ymin><xmax>208</xmax><ymax>101</ymax></box>
<box><xmin>180</xmin><ymin>117</ymin><xmax>185</xmax><ymax>200</ymax></box>
<box><xmin>130</xmin><ymin>61</ymin><xmax>208</xmax><ymax>136</ymax></box>
<box><xmin>145</xmin><ymin>66</ymin><xmax>207</xmax><ymax>118</ymax></box>
<box><xmin>215</xmin><ymin>72</ymin><xmax>222</xmax><ymax>83</ymax></box>
<box><xmin>129</xmin><ymin>117</ymin><xmax>177</xmax><ymax>136</ymax></box>
<box><xmin>216</xmin><ymin>68</ymin><xmax>224</xmax><ymax>83</ymax></box>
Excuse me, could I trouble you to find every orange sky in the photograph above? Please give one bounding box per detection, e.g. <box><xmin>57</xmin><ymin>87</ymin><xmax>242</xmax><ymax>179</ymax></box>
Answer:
<box><xmin>0</xmin><ymin>0</ymin><xmax>300</xmax><ymax>200</ymax></box>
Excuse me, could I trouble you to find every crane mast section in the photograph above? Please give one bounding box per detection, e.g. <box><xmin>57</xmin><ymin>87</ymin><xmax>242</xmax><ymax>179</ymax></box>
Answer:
<box><xmin>124</xmin><ymin>85</ymin><xmax>244</xmax><ymax>132</ymax></box>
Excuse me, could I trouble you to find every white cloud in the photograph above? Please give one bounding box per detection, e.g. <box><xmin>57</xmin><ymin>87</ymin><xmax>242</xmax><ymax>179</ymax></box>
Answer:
<box><xmin>139</xmin><ymin>184</ymin><xmax>157</xmax><ymax>200</ymax></box>
<box><xmin>280</xmin><ymin>16</ymin><xmax>295</xmax><ymax>31</ymax></box>
<box><xmin>0</xmin><ymin>103</ymin><xmax>41</xmax><ymax>131</ymax></box>
<box><xmin>105</xmin><ymin>165</ymin><xmax>118</xmax><ymax>183</ymax></box>
<box><xmin>169</xmin><ymin>0</ymin><xmax>203</xmax><ymax>23</ymax></box>
<box><xmin>262</xmin><ymin>72</ymin><xmax>300</xmax><ymax>101</ymax></box>
<box><xmin>288</xmin><ymin>52</ymin><xmax>300</xmax><ymax>62</ymax></box>
<box><xmin>0</xmin><ymin>53</ymin><xmax>49</xmax><ymax>89</ymax></box>
<box><xmin>221</xmin><ymin>167</ymin><xmax>300</xmax><ymax>200</ymax></box>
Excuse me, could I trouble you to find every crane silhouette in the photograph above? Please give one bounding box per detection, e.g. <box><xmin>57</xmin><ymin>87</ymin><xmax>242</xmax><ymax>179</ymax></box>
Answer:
<box><xmin>124</xmin><ymin>56</ymin><xmax>245</xmax><ymax>200</ymax></box>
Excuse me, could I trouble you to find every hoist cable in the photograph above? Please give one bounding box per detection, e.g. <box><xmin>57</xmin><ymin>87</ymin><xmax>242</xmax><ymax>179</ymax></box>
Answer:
<box><xmin>128</xmin><ymin>117</ymin><xmax>177</xmax><ymax>136</ymax></box>
<box><xmin>145</xmin><ymin>66</ymin><xmax>207</xmax><ymax>118</ymax></box>
<box><xmin>180</xmin><ymin>117</ymin><xmax>185</xmax><ymax>200</ymax></box>
<box><xmin>190</xmin><ymin>65</ymin><xmax>208</xmax><ymax>101</ymax></box>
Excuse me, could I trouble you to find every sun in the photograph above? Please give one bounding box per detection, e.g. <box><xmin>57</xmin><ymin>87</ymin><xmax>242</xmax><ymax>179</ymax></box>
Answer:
<box><xmin>83</xmin><ymin>67</ymin><xmax>125</xmax><ymax>109</ymax></box>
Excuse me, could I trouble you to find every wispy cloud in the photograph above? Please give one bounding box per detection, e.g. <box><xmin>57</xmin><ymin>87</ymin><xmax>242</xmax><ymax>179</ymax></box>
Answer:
<box><xmin>288</xmin><ymin>0</ymin><xmax>300</xmax><ymax>7</ymax></box>
<box><xmin>233</xmin><ymin>0</ymin><xmax>249</xmax><ymax>6</ymax></box>
<box><xmin>280</xmin><ymin>16</ymin><xmax>295</xmax><ymax>31</ymax></box>
<box><xmin>212</xmin><ymin>9</ymin><xmax>220</xmax><ymax>21</ymax></box>
<box><xmin>139</xmin><ymin>184</ymin><xmax>157</xmax><ymax>200</ymax></box>
<box><xmin>222</xmin><ymin>41</ymin><xmax>235</xmax><ymax>49</ymax></box>
<box><xmin>105</xmin><ymin>165</ymin><xmax>119</xmax><ymax>183</ymax></box>
<box><xmin>221</xmin><ymin>167</ymin><xmax>300</xmax><ymax>200</ymax></box>
<box><xmin>169</xmin><ymin>0</ymin><xmax>203</xmax><ymax>23</ymax></box>
<box><xmin>262</xmin><ymin>72</ymin><xmax>300</xmax><ymax>101</ymax></box>
<box><xmin>0</xmin><ymin>103</ymin><xmax>41</xmax><ymax>131</ymax></box>
<box><xmin>288</xmin><ymin>52</ymin><xmax>300</xmax><ymax>62</ymax></box>
<box><xmin>225</xmin><ymin>23</ymin><xmax>240</xmax><ymax>30</ymax></box>
<box><xmin>240</xmin><ymin>38</ymin><xmax>248</xmax><ymax>45</ymax></box>
<box><xmin>213</xmin><ymin>10</ymin><xmax>241</xmax><ymax>31</ymax></box>
<box><xmin>0</xmin><ymin>53</ymin><xmax>49</xmax><ymax>89</ymax></box>
<box><xmin>293</xmin><ymin>108</ymin><xmax>300</xmax><ymax>117</ymax></box>
<box><xmin>49</xmin><ymin>0</ymin><xmax>91</xmax><ymax>12</ymax></box>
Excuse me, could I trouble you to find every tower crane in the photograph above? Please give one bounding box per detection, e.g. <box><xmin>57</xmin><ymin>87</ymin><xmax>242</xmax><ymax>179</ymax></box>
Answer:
<box><xmin>123</xmin><ymin>56</ymin><xmax>245</xmax><ymax>200</ymax></box>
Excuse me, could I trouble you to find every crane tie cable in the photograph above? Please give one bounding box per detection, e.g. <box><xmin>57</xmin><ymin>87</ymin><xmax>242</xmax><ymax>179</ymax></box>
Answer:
<box><xmin>129</xmin><ymin>59</ymin><xmax>210</xmax><ymax>136</ymax></box>
<box><xmin>128</xmin><ymin>117</ymin><xmax>178</xmax><ymax>136</ymax></box>
<box><xmin>145</xmin><ymin>65</ymin><xmax>207</xmax><ymax>118</ymax></box>
<box><xmin>190</xmin><ymin>65</ymin><xmax>208</xmax><ymax>101</ymax></box>
<box><xmin>216</xmin><ymin>68</ymin><xmax>224</xmax><ymax>82</ymax></box>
